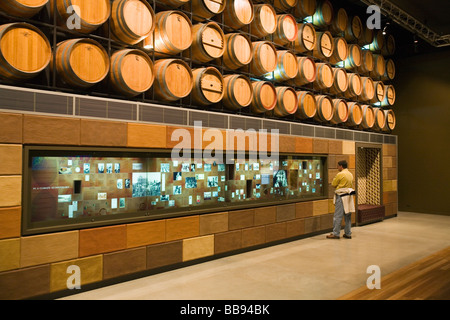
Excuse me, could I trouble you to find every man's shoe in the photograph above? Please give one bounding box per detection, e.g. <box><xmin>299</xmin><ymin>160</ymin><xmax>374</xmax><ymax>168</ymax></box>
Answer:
<box><xmin>343</xmin><ymin>234</ymin><xmax>352</xmax><ymax>239</ymax></box>
<box><xmin>326</xmin><ymin>234</ymin><xmax>340</xmax><ymax>239</ymax></box>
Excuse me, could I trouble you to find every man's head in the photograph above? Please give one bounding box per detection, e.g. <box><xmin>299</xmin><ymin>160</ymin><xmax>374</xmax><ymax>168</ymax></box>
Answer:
<box><xmin>337</xmin><ymin>160</ymin><xmax>348</xmax><ymax>172</ymax></box>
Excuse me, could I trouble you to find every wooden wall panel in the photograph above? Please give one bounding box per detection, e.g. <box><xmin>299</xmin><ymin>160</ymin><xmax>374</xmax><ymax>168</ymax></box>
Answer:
<box><xmin>126</xmin><ymin>220</ymin><xmax>166</xmax><ymax>248</ymax></box>
<box><xmin>127</xmin><ymin>123</ymin><xmax>167</xmax><ymax>148</ymax></box>
<box><xmin>342</xmin><ymin>141</ymin><xmax>355</xmax><ymax>155</ymax></box>
<box><xmin>23</xmin><ymin>115</ymin><xmax>80</xmax><ymax>145</ymax></box>
<box><xmin>183</xmin><ymin>235</ymin><xmax>214</xmax><ymax>262</ymax></box>
<box><xmin>254</xmin><ymin>206</ymin><xmax>276</xmax><ymax>226</ymax></box>
<box><xmin>0</xmin><ymin>176</ymin><xmax>21</xmax><ymax>207</ymax></box>
<box><xmin>0</xmin><ymin>144</ymin><xmax>22</xmax><ymax>175</ymax></box>
<box><xmin>0</xmin><ymin>113</ymin><xmax>22</xmax><ymax>143</ymax></box>
<box><xmin>286</xmin><ymin>219</ymin><xmax>305</xmax><ymax>238</ymax></box>
<box><xmin>228</xmin><ymin>209</ymin><xmax>255</xmax><ymax>230</ymax></box>
<box><xmin>80</xmin><ymin>119</ymin><xmax>127</xmax><ymax>147</ymax></box>
<box><xmin>0</xmin><ymin>206</ymin><xmax>21</xmax><ymax>239</ymax></box>
<box><xmin>313</xmin><ymin>199</ymin><xmax>330</xmax><ymax>216</ymax></box>
<box><xmin>0</xmin><ymin>265</ymin><xmax>50</xmax><ymax>300</ymax></box>
<box><xmin>313</xmin><ymin>139</ymin><xmax>329</xmax><ymax>154</ymax></box>
<box><xmin>0</xmin><ymin>238</ymin><xmax>20</xmax><ymax>272</ymax></box>
<box><xmin>242</xmin><ymin>226</ymin><xmax>266</xmax><ymax>248</ymax></box>
<box><xmin>146</xmin><ymin>241</ymin><xmax>183</xmax><ymax>270</ymax></box>
<box><xmin>328</xmin><ymin>140</ymin><xmax>343</xmax><ymax>155</ymax></box>
<box><xmin>20</xmin><ymin>231</ymin><xmax>79</xmax><ymax>268</ymax></box>
<box><xmin>276</xmin><ymin>204</ymin><xmax>296</xmax><ymax>222</ymax></box>
<box><xmin>296</xmin><ymin>201</ymin><xmax>313</xmax><ymax>218</ymax></box>
<box><xmin>165</xmin><ymin>216</ymin><xmax>199</xmax><ymax>242</ymax></box>
<box><xmin>79</xmin><ymin>225</ymin><xmax>127</xmax><ymax>257</ymax></box>
<box><xmin>266</xmin><ymin>222</ymin><xmax>287</xmax><ymax>243</ymax></box>
<box><xmin>199</xmin><ymin>212</ymin><xmax>228</xmax><ymax>235</ymax></box>
<box><xmin>214</xmin><ymin>230</ymin><xmax>242</xmax><ymax>255</ymax></box>
<box><xmin>295</xmin><ymin>137</ymin><xmax>313</xmax><ymax>153</ymax></box>
<box><xmin>103</xmin><ymin>247</ymin><xmax>146</xmax><ymax>280</ymax></box>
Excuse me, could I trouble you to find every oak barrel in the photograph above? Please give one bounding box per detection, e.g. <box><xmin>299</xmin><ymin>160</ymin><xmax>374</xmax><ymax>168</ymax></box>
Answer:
<box><xmin>331</xmin><ymin>98</ymin><xmax>349</xmax><ymax>124</ymax></box>
<box><xmin>314</xmin><ymin>62</ymin><xmax>334</xmax><ymax>90</ymax></box>
<box><xmin>0</xmin><ymin>0</ymin><xmax>48</xmax><ymax>18</ymax></box>
<box><xmin>344</xmin><ymin>15</ymin><xmax>363</xmax><ymax>43</ymax></box>
<box><xmin>382</xmin><ymin>58</ymin><xmax>396</xmax><ymax>81</ymax></box>
<box><xmin>343</xmin><ymin>44</ymin><xmax>362</xmax><ymax>70</ymax></box>
<box><xmin>296</xmin><ymin>91</ymin><xmax>317</xmax><ymax>120</ymax></box>
<box><xmin>312</xmin><ymin>0</ymin><xmax>333</xmax><ymax>29</ymax></box>
<box><xmin>370</xmin><ymin>81</ymin><xmax>386</xmax><ymax>104</ymax></box>
<box><xmin>329</xmin><ymin>36</ymin><xmax>348</xmax><ymax>64</ymax></box>
<box><xmin>273</xmin><ymin>0</ymin><xmax>298</xmax><ymax>11</ymax></box>
<box><xmin>223</xmin><ymin>74</ymin><xmax>253</xmax><ymax>110</ymax></box>
<box><xmin>50</xmin><ymin>0</ymin><xmax>111</xmax><ymax>34</ymax></box>
<box><xmin>384</xmin><ymin>109</ymin><xmax>396</xmax><ymax>132</ymax></box>
<box><xmin>154</xmin><ymin>11</ymin><xmax>193</xmax><ymax>56</ymax></box>
<box><xmin>372</xmin><ymin>107</ymin><xmax>386</xmax><ymax>131</ymax></box>
<box><xmin>360</xmin><ymin>105</ymin><xmax>375</xmax><ymax>129</ymax></box>
<box><xmin>370</xmin><ymin>54</ymin><xmax>386</xmax><ymax>78</ymax></box>
<box><xmin>189</xmin><ymin>0</ymin><xmax>226</xmax><ymax>21</ymax></box>
<box><xmin>294</xmin><ymin>23</ymin><xmax>316</xmax><ymax>53</ymax></box>
<box><xmin>272</xmin><ymin>50</ymin><xmax>298</xmax><ymax>82</ymax></box>
<box><xmin>329</xmin><ymin>8</ymin><xmax>348</xmax><ymax>35</ymax></box>
<box><xmin>294</xmin><ymin>0</ymin><xmax>316</xmax><ymax>19</ymax></box>
<box><xmin>314</xmin><ymin>95</ymin><xmax>334</xmax><ymax>122</ymax></box>
<box><xmin>345</xmin><ymin>72</ymin><xmax>362</xmax><ymax>98</ymax></box>
<box><xmin>110</xmin><ymin>49</ymin><xmax>154</xmax><ymax>97</ymax></box>
<box><xmin>222</xmin><ymin>33</ymin><xmax>253</xmax><ymax>70</ymax></box>
<box><xmin>346</xmin><ymin>102</ymin><xmax>363</xmax><ymax>126</ymax></box>
<box><xmin>188</xmin><ymin>22</ymin><xmax>225</xmax><ymax>62</ymax></box>
<box><xmin>357</xmin><ymin>49</ymin><xmax>374</xmax><ymax>74</ymax></box>
<box><xmin>313</xmin><ymin>31</ymin><xmax>334</xmax><ymax>59</ymax></box>
<box><xmin>360</xmin><ymin>76</ymin><xmax>375</xmax><ymax>102</ymax></box>
<box><xmin>248</xmin><ymin>41</ymin><xmax>277</xmax><ymax>76</ymax></box>
<box><xmin>110</xmin><ymin>0</ymin><xmax>155</xmax><ymax>45</ymax></box>
<box><xmin>358</xmin><ymin>25</ymin><xmax>374</xmax><ymax>46</ymax></box>
<box><xmin>191</xmin><ymin>67</ymin><xmax>224</xmax><ymax>105</ymax></box>
<box><xmin>161</xmin><ymin>0</ymin><xmax>190</xmax><ymax>8</ymax></box>
<box><xmin>369</xmin><ymin>30</ymin><xmax>384</xmax><ymax>52</ymax></box>
<box><xmin>381</xmin><ymin>84</ymin><xmax>396</xmax><ymax>107</ymax></box>
<box><xmin>381</xmin><ymin>34</ymin><xmax>396</xmax><ymax>56</ymax></box>
<box><xmin>274</xmin><ymin>86</ymin><xmax>298</xmax><ymax>117</ymax></box>
<box><xmin>0</xmin><ymin>23</ymin><xmax>51</xmax><ymax>81</ymax></box>
<box><xmin>153</xmin><ymin>58</ymin><xmax>193</xmax><ymax>101</ymax></box>
<box><xmin>223</xmin><ymin>0</ymin><xmax>254</xmax><ymax>30</ymax></box>
<box><xmin>250</xmin><ymin>4</ymin><xmax>277</xmax><ymax>38</ymax></box>
<box><xmin>272</xmin><ymin>14</ymin><xmax>298</xmax><ymax>46</ymax></box>
<box><xmin>250</xmin><ymin>81</ymin><xmax>277</xmax><ymax>113</ymax></box>
<box><xmin>329</xmin><ymin>67</ymin><xmax>348</xmax><ymax>94</ymax></box>
<box><xmin>289</xmin><ymin>56</ymin><xmax>316</xmax><ymax>86</ymax></box>
<box><xmin>54</xmin><ymin>38</ymin><xmax>109</xmax><ymax>88</ymax></box>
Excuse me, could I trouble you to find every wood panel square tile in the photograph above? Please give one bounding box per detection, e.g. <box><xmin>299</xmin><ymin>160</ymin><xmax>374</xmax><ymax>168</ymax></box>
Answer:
<box><xmin>313</xmin><ymin>139</ymin><xmax>329</xmax><ymax>154</ymax></box>
<box><xmin>0</xmin><ymin>238</ymin><xmax>20</xmax><ymax>272</ymax></box>
<box><xmin>313</xmin><ymin>199</ymin><xmax>330</xmax><ymax>216</ymax></box>
<box><xmin>0</xmin><ymin>176</ymin><xmax>21</xmax><ymax>207</ymax></box>
<box><xmin>79</xmin><ymin>225</ymin><xmax>126</xmax><ymax>257</ymax></box>
<box><xmin>254</xmin><ymin>206</ymin><xmax>276</xmax><ymax>226</ymax></box>
<box><xmin>203</xmin><ymin>128</ymin><xmax>226</xmax><ymax>151</ymax></box>
<box><xmin>276</xmin><ymin>204</ymin><xmax>296</xmax><ymax>222</ymax></box>
<box><xmin>286</xmin><ymin>219</ymin><xmax>305</xmax><ymax>238</ymax></box>
<box><xmin>214</xmin><ymin>230</ymin><xmax>242</xmax><ymax>254</ymax></box>
<box><xmin>342</xmin><ymin>141</ymin><xmax>355</xmax><ymax>155</ymax></box>
<box><xmin>23</xmin><ymin>115</ymin><xmax>80</xmax><ymax>145</ymax></box>
<box><xmin>320</xmin><ymin>213</ymin><xmax>334</xmax><ymax>231</ymax></box>
<box><xmin>50</xmin><ymin>255</ymin><xmax>103</xmax><ymax>292</ymax></box>
<box><xmin>304</xmin><ymin>216</ymin><xmax>321</xmax><ymax>234</ymax></box>
<box><xmin>0</xmin><ymin>265</ymin><xmax>50</xmax><ymax>300</ymax></box>
<box><xmin>147</xmin><ymin>241</ymin><xmax>182</xmax><ymax>270</ymax></box>
<box><xmin>103</xmin><ymin>247</ymin><xmax>146</xmax><ymax>280</ymax></box>
<box><xmin>328</xmin><ymin>140</ymin><xmax>343</xmax><ymax>155</ymax></box>
<box><xmin>266</xmin><ymin>222</ymin><xmax>287</xmax><ymax>243</ymax></box>
<box><xmin>183</xmin><ymin>235</ymin><xmax>214</xmax><ymax>262</ymax></box>
<box><xmin>279</xmin><ymin>135</ymin><xmax>296</xmax><ymax>153</ymax></box>
<box><xmin>0</xmin><ymin>113</ymin><xmax>22</xmax><ymax>143</ymax></box>
<box><xmin>166</xmin><ymin>216</ymin><xmax>199</xmax><ymax>242</ymax></box>
<box><xmin>199</xmin><ymin>212</ymin><xmax>228</xmax><ymax>235</ymax></box>
<box><xmin>20</xmin><ymin>230</ymin><xmax>79</xmax><ymax>268</ymax></box>
<box><xmin>226</xmin><ymin>129</ymin><xmax>259</xmax><ymax>151</ymax></box>
<box><xmin>127</xmin><ymin>220</ymin><xmax>165</xmax><ymax>248</ymax></box>
<box><xmin>127</xmin><ymin>123</ymin><xmax>167</xmax><ymax>148</ymax></box>
<box><xmin>81</xmin><ymin>119</ymin><xmax>127</xmax><ymax>146</ymax></box>
<box><xmin>296</xmin><ymin>201</ymin><xmax>313</xmax><ymax>218</ymax></box>
<box><xmin>242</xmin><ymin>226</ymin><xmax>265</xmax><ymax>248</ymax></box>
<box><xmin>166</xmin><ymin>126</ymin><xmax>195</xmax><ymax>149</ymax></box>
<box><xmin>295</xmin><ymin>137</ymin><xmax>313</xmax><ymax>153</ymax></box>
<box><xmin>0</xmin><ymin>206</ymin><xmax>21</xmax><ymax>239</ymax></box>
<box><xmin>0</xmin><ymin>145</ymin><xmax>22</xmax><ymax>175</ymax></box>
<box><xmin>228</xmin><ymin>209</ymin><xmax>254</xmax><ymax>230</ymax></box>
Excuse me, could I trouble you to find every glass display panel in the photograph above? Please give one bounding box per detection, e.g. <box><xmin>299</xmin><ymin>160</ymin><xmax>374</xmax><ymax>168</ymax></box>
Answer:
<box><xmin>23</xmin><ymin>147</ymin><xmax>327</xmax><ymax>234</ymax></box>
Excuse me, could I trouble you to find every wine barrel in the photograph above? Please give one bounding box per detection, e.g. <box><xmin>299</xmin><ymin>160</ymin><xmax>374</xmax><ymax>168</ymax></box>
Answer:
<box><xmin>384</xmin><ymin>109</ymin><xmax>396</xmax><ymax>132</ymax></box>
<box><xmin>110</xmin><ymin>0</ymin><xmax>155</xmax><ymax>45</ymax></box>
<box><xmin>314</xmin><ymin>62</ymin><xmax>334</xmax><ymax>89</ymax></box>
<box><xmin>344</xmin><ymin>15</ymin><xmax>363</xmax><ymax>43</ymax></box>
<box><xmin>329</xmin><ymin>37</ymin><xmax>348</xmax><ymax>64</ymax></box>
<box><xmin>222</xmin><ymin>33</ymin><xmax>253</xmax><ymax>70</ymax></box>
<box><xmin>274</xmin><ymin>86</ymin><xmax>298</xmax><ymax>117</ymax></box>
<box><xmin>331</xmin><ymin>98</ymin><xmax>349</xmax><ymax>124</ymax></box>
<box><xmin>250</xmin><ymin>81</ymin><xmax>277</xmax><ymax>113</ymax></box>
<box><xmin>343</xmin><ymin>44</ymin><xmax>362</xmax><ymax>70</ymax></box>
<box><xmin>154</xmin><ymin>11</ymin><xmax>193</xmax><ymax>56</ymax></box>
<box><xmin>250</xmin><ymin>4</ymin><xmax>277</xmax><ymax>38</ymax></box>
<box><xmin>346</xmin><ymin>102</ymin><xmax>363</xmax><ymax>126</ymax></box>
<box><xmin>223</xmin><ymin>74</ymin><xmax>253</xmax><ymax>110</ymax></box>
<box><xmin>289</xmin><ymin>56</ymin><xmax>316</xmax><ymax>86</ymax></box>
<box><xmin>294</xmin><ymin>0</ymin><xmax>316</xmax><ymax>19</ymax></box>
<box><xmin>188</xmin><ymin>22</ymin><xmax>225</xmax><ymax>63</ymax></box>
<box><xmin>372</xmin><ymin>107</ymin><xmax>386</xmax><ymax>131</ymax></box>
<box><xmin>273</xmin><ymin>14</ymin><xmax>298</xmax><ymax>46</ymax></box>
<box><xmin>161</xmin><ymin>0</ymin><xmax>190</xmax><ymax>8</ymax></box>
<box><xmin>54</xmin><ymin>38</ymin><xmax>109</xmax><ymax>88</ymax></box>
<box><xmin>360</xmin><ymin>77</ymin><xmax>375</xmax><ymax>102</ymax></box>
<box><xmin>369</xmin><ymin>30</ymin><xmax>384</xmax><ymax>52</ymax></box>
<box><xmin>273</xmin><ymin>0</ymin><xmax>298</xmax><ymax>11</ymax></box>
<box><xmin>358</xmin><ymin>25</ymin><xmax>374</xmax><ymax>46</ymax></box>
<box><xmin>382</xmin><ymin>34</ymin><xmax>396</xmax><ymax>56</ymax></box>
<box><xmin>313</xmin><ymin>31</ymin><xmax>334</xmax><ymax>59</ymax></box>
<box><xmin>153</xmin><ymin>59</ymin><xmax>193</xmax><ymax>101</ymax></box>
<box><xmin>329</xmin><ymin>67</ymin><xmax>348</xmax><ymax>94</ymax></box>
<box><xmin>110</xmin><ymin>49</ymin><xmax>154</xmax><ymax>97</ymax></box>
<box><xmin>188</xmin><ymin>0</ymin><xmax>226</xmax><ymax>21</ymax></box>
<box><xmin>370</xmin><ymin>54</ymin><xmax>386</xmax><ymax>78</ymax></box>
<box><xmin>329</xmin><ymin>8</ymin><xmax>348</xmax><ymax>35</ymax></box>
<box><xmin>0</xmin><ymin>23</ymin><xmax>51</xmax><ymax>81</ymax></box>
<box><xmin>296</xmin><ymin>91</ymin><xmax>317</xmax><ymax>120</ymax></box>
<box><xmin>272</xmin><ymin>50</ymin><xmax>298</xmax><ymax>82</ymax></box>
<box><xmin>223</xmin><ymin>0</ymin><xmax>254</xmax><ymax>30</ymax></box>
<box><xmin>191</xmin><ymin>67</ymin><xmax>225</xmax><ymax>105</ymax></box>
<box><xmin>345</xmin><ymin>73</ymin><xmax>362</xmax><ymax>98</ymax></box>
<box><xmin>370</xmin><ymin>81</ymin><xmax>386</xmax><ymax>104</ymax></box>
<box><xmin>248</xmin><ymin>41</ymin><xmax>277</xmax><ymax>76</ymax></box>
<box><xmin>312</xmin><ymin>0</ymin><xmax>333</xmax><ymax>29</ymax></box>
<box><xmin>381</xmin><ymin>84</ymin><xmax>396</xmax><ymax>107</ymax></box>
<box><xmin>0</xmin><ymin>0</ymin><xmax>48</xmax><ymax>18</ymax></box>
<box><xmin>382</xmin><ymin>58</ymin><xmax>396</xmax><ymax>81</ymax></box>
<box><xmin>294</xmin><ymin>23</ymin><xmax>316</xmax><ymax>53</ymax></box>
<box><xmin>50</xmin><ymin>0</ymin><xmax>110</xmax><ymax>34</ymax></box>
<box><xmin>357</xmin><ymin>49</ymin><xmax>374</xmax><ymax>74</ymax></box>
<box><xmin>314</xmin><ymin>95</ymin><xmax>333</xmax><ymax>122</ymax></box>
<box><xmin>360</xmin><ymin>105</ymin><xmax>375</xmax><ymax>129</ymax></box>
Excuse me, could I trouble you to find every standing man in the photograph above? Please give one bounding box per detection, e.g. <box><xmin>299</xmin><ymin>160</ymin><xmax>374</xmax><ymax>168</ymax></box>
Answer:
<box><xmin>327</xmin><ymin>160</ymin><xmax>355</xmax><ymax>239</ymax></box>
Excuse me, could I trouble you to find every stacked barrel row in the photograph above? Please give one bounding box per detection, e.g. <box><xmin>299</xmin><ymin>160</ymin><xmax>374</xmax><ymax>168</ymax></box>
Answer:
<box><xmin>0</xmin><ymin>0</ymin><xmax>396</xmax><ymax>132</ymax></box>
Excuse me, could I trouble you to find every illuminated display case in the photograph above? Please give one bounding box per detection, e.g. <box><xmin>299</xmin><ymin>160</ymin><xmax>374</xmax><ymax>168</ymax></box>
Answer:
<box><xmin>23</xmin><ymin>146</ymin><xmax>328</xmax><ymax>235</ymax></box>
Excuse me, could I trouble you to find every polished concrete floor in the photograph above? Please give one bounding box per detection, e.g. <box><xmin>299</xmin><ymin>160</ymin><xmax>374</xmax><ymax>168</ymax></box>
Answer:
<box><xmin>61</xmin><ymin>212</ymin><xmax>450</xmax><ymax>300</ymax></box>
